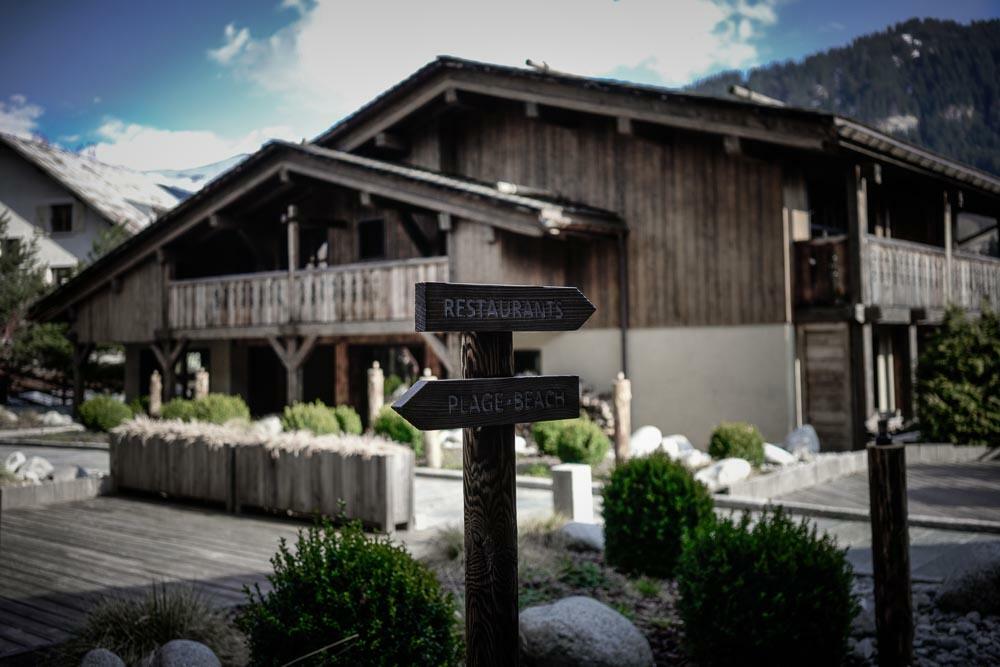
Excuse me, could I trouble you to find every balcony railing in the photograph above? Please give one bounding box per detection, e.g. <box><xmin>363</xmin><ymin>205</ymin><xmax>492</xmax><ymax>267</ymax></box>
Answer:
<box><xmin>168</xmin><ymin>256</ymin><xmax>449</xmax><ymax>331</ymax></box>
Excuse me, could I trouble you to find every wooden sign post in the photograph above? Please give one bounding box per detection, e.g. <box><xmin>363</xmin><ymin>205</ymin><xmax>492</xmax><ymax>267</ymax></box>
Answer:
<box><xmin>394</xmin><ymin>282</ymin><xmax>594</xmax><ymax>667</ymax></box>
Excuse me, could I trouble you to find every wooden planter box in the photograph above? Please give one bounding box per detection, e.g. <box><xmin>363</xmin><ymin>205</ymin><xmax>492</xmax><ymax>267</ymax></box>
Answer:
<box><xmin>110</xmin><ymin>430</ymin><xmax>414</xmax><ymax>531</ymax></box>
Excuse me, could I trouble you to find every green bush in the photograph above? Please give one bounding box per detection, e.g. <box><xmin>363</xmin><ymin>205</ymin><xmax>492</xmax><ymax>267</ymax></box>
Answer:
<box><xmin>676</xmin><ymin>510</ymin><xmax>858</xmax><ymax>666</ymax></box>
<box><xmin>708</xmin><ymin>421</ymin><xmax>765</xmax><ymax>466</ymax></box>
<box><xmin>373</xmin><ymin>406</ymin><xmax>423</xmax><ymax>457</ymax></box>
<box><xmin>238</xmin><ymin>520</ymin><xmax>461</xmax><ymax>666</ymax></box>
<box><xmin>333</xmin><ymin>405</ymin><xmax>363</xmax><ymax>435</ymax></box>
<box><xmin>161</xmin><ymin>397</ymin><xmax>197</xmax><ymax>422</ymax></box>
<box><xmin>383</xmin><ymin>373</ymin><xmax>404</xmax><ymax>399</ymax></box>
<box><xmin>602</xmin><ymin>453</ymin><xmax>713</xmax><ymax>577</ymax></box>
<box><xmin>555</xmin><ymin>419</ymin><xmax>609</xmax><ymax>466</ymax></box>
<box><xmin>917</xmin><ymin>306</ymin><xmax>1000</xmax><ymax>444</ymax></box>
<box><xmin>160</xmin><ymin>394</ymin><xmax>250</xmax><ymax>424</ymax></box>
<box><xmin>78</xmin><ymin>396</ymin><xmax>133</xmax><ymax>432</ymax></box>
<box><xmin>531</xmin><ymin>418</ymin><xmax>574</xmax><ymax>456</ymax></box>
<box><xmin>60</xmin><ymin>583</ymin><xmax>246</xmax><ymax>666</ymax></box>
<box><xmin>281</xmin><ymin>400</ymin><xmax>341</xmax><ymax>435</ymax></box>
<box><xmin>127</xmin><ymin>395</ymin><xmax>149</xmax><ymax>417</ymax></box>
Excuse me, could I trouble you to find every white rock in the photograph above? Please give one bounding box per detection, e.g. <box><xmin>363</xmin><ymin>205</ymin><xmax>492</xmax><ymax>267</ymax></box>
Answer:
<box><xmin>40</xmin><ymin>410</ymin><xmax>73</xmax><ymax>427</ymax></box>
<box><xmin>764</xmin><ymin>443</ymin><xmax>796</xmax><ymax>466</ymax></box>
<box><xmin>679</xmin><ymin>449</ymin><xmax>712</xmax><ymax>471</ymax></box>
<box><xmin>80</xmin><ymin>648</ymin><xmax>126</xmax><ymax>667</ymax></box>
<box><xmin>659</xmin><ymin>434</ymin><xmax>694</xmax><ymax>460</ymax></box>
<box><xmin>783</xmin><ymin>424</ymin><xmax>820</xmax><ymax>454</ymax></box>
<box><xmin>694</xmin><ymin>458</ymin><xmax>751</xmax><ymax>491</ymax></box>
<box><xmin>560</xmin><ymin>522</ymin><xmax>605</xmax><ymax>552</ymax></box>
<box><xmin>514</xmin><ymin>435</ymin><xmax>532</xmax><ymax>454</ymax></box>
<box><xmin>4</xmin><ymin>451</ymin><xmax>26</xmax><ymax>473</ymax></box>
<box><xmin>18</xmin><ymin>456</ymin><xmax>54</xmax><ymax>481</ymax></box>
<box><xmin>629</xmin><ymin>425</ymin><xmax>663</xmax><ymax>458</ymax></box>
<box><xmin>151</xmin><ymin>640</ymin><xmax>220</xmax><ymax>667</ymax></box>
<box><xmin>519</xmin><ymin>596</ymin><xmax>653</xmax><ymax>667</ymax></box>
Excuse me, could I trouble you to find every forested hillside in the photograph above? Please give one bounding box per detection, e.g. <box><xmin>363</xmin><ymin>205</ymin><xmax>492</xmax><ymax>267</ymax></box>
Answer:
<box><xmin>688</xmin><ymin>19</ymin><xmax>1000</xmax><ymax>175</ymax></box>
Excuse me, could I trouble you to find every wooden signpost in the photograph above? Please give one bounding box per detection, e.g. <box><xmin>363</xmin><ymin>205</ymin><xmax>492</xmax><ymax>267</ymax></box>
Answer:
<box><xmin>394</xmin><ymin>282</ymin><xmax>594</xmax><ymax>667</ymax></box>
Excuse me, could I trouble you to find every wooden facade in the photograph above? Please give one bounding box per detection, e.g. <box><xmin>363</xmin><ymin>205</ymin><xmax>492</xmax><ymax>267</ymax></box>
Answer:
<box><xmin>31</xmin><ymin>57</ymin><xmax>1000</xmax><ymax>448</ymax></box>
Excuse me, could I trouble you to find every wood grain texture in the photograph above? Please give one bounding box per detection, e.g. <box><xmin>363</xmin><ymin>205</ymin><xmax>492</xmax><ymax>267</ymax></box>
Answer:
<box><xmin>462</xmin><ymin>331</ymin><xmax>518</xmax><ymax>667</ymax></box>
<box><xmin>415</xmin><ymin>282</ymin><xmax>594</xmax><ymax>332</ymax></box>
<box><xmin>867</xmin><ymin>443</ymin><xmax>914</xmax><ymax>667</ymax></box>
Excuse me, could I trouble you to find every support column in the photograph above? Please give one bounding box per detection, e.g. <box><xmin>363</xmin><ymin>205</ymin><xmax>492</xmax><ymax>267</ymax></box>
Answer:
<box><xmin>334</xmin><ymin>341</ymin><xmax>349</xmax><ymax>406</ymax></box>
<box><xmin>612</xmin><ymin>372</ymin><xmax>631</xmax><ymax>464</ymax></box>
<box><xmin>150</xmin><ymin>338</ymin><xmax>188</xmax><ymax>401</ymax></box>
<box><xmin>71</xmin><ymin>341</ymin><xmax>93</xmax><ymax>418</ymax></box>
<box><xmin>907</xmin><ymin>324</ymin><xmax>919</xmax><ymax>419</ymax></box>
<box><xmin>850</xmin><ymin>318</ymin><xmax>875</xmax><ymax>448</ymax></box>
<box><xmin>367</xmin><ymin>361</ymin><xmax>384</xmax><ymax>425</ymax></box>
<box><xmin>943</xmin><ymin>191</ymin><xmax>953</xmax><ymax>304</ymax></box>
<box><xmin>268</xmin><ymin>335</ymin><xmax>316</xmax><ymax>406</ymax></box>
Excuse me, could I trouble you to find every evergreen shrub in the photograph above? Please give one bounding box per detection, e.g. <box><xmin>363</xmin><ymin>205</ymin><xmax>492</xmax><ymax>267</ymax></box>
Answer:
<box><xmin>281</xmin><ymin>401</ymin><xmax>341</xmax><ymax>435</ymax></box>
<box><xmin>333</xmin><ymin>405</ymin><xmax>363</xmax><ymax>435</ymax></box>
<box><xmin>78</xmin><ymin>396</ymin><xmax>132</xmax><ymax>432</ymax></box>
<box><xmin>555</xmin><ymin>419</ymin><xmax>610</xmax><ymax>466</ymax></box>
<box><xmin>373</xmin><ymin>406</ymin><xmax>423</xmax><ymax>456</ymax></box>
<box><xmin>708</xmin><ymin>421</ymin><xmax>765</xmax><ymax>466</ymax></box>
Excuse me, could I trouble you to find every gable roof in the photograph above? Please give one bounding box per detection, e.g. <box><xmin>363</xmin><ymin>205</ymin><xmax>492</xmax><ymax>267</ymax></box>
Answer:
<box><xmin>30</xmin><ymin>141</ymin><xmax>621</xmax><ymax>322</ymax></box>
<box><xmin>0</xmin><ymin>133</ymin><xmax>180</xmax><ymax>233</ymax></box>
<box><xmin>314</xmin><ymin>56</ymin><xmax>1000</xmax><ymax>196</ymax></box>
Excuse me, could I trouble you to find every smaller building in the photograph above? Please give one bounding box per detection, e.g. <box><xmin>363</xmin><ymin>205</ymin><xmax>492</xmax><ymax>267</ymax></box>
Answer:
<box><xmin>0</xmin><ymin>133</ymin><xmax>179</xmax><ymax>284</ymax></box>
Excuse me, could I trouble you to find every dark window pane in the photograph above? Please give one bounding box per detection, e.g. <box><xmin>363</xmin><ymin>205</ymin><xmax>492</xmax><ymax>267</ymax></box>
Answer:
<box><xmin>50</xmin><ymin>204</ymin><xmax>73</xmax><ymax>233</ymax></box>
<box><xmin>358</xmin><ymin>219</ymin><xmax>385</xmax><ymax>260</ymax></box>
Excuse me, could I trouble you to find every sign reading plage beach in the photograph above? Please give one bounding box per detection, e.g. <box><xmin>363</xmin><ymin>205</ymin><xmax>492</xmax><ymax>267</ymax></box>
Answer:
<box><xmin>415</xmin><ymin>283</ymin><xmax>596</xmax><ymax>332</ymax></box>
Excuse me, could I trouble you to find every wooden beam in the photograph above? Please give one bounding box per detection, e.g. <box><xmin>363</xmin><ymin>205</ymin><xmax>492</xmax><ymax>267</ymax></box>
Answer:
<box><xmin>616</xmin><ymin>116</ymin><xmax>632</xmax><ymax>135</ymax></box>
<box><xmin>438</xmin><ymin>212</ymin><xmax>452</xmax><ymax>232</ymax></box>
<box><xmin>208</xmin><ymin>214</ymin><xmax>239</xmax><ymax>230</ymax></box>
<box><xmin>359</xmin><ymin>191</ymin><xmax>373</xmax><ymax>208</ymax></box>
<box><xmin>525</xmin><ymin>101</ymin><xmax>540</xmax><ymax>119</ymax></box>
<box><xmin>866</xmin><ymin>306</ymin><xmax>911</xmax><ymax>324</ymax></box>
<box><xmin>723</xmin><ymin>135</ymin><xmax>742</xmax><ymax>156</ymax></box>
<box><xmin>374</xmin><ymin>132</ymin><xmax>408</xmax><ymax>154</ymax></box>
<box><xmin>420</xmin><ymin>332</ymin><xmax>456</xmax><ymax>377</ymax></box>
<box><xmin>944</xmin><ymin>191</ymin><xmax>953</xmax><ymax>303</ymax></box>
<box><xmin>846</xmin><ymin>164</ymin><xmax>869</xmax><ymax>305</ymax></box>
<box><xmin>399</xmin><ymin>211</ymin><xmax>434</xmax><ymax>257</ymax></box>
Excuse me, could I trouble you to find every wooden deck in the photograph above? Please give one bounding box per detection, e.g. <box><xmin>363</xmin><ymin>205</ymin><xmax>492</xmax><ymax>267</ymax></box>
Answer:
<box><xmin>778</xmin><ymin>462</ymin><xmax>1000</xmax><ymax>522</ymax></box>
<box><xmin>0</xmin><ymin>496</ymin><xmax>306</xmax><ymax>660</ymax></box>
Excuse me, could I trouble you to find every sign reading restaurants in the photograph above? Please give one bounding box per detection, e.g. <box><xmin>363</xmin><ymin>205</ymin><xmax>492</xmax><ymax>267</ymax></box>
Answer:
<box><xmin>415</xmin><ymin>282</ymin><xmax>595</xmax><ymax>332</ymax></box>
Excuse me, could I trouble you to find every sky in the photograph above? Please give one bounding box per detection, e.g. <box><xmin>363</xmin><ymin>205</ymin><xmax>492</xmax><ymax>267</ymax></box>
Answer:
<box><xmin>1</xmin><ymin>0</ymin><xmax>997</xmax><ymax>172</ymax></box>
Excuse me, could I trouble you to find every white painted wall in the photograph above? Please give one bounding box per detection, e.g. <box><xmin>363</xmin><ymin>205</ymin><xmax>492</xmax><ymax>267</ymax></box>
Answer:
<box><xmin>0</xmin><ymin>145</ymin><xmax>113</xmax><ymax>278</ymax></box>
<box><xmin>516</xmin><ymin>324</ymin><xmax>797</xmax><ymax>448</ymax></box>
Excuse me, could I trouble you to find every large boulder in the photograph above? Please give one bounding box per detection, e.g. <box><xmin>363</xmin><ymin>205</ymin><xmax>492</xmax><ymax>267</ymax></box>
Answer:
<box><xmin>764</xmin><ymin>442</ymin><xmax>796</xmax><ymax>466</ymax></box>
<box><xmin>678</xmin><ymin>449</ymin><xmax>711</xmax><ymax>471</ymax></box>
<box><xmin>41</xmin><ymin>410</ymin><xmax>73</xmax><ymax>427</ymax></box>
<box><xmin>560</xmin><ymin>522</ymin><xmax>605</xmax><ymax>552</ymax></box>
<box><xmin>3</xmin><ymin>450</ymin><xmax>26</xmax><ymax>474</ymax></box>
<box><xmin>80</xmin><ymin>648</ymin><xmax>125</xmax><ymax>667</ymax></box>
<box><xmin>660</xmin><ymin>434</ymin><xmax>694</xmax><ymax>461</ymax></box>
<box><xmin>150</xmin><ymin>640</ymin><xmax>220</xmax><ymax>667</ymax></box>
<box><xmin>783</xmin><ymin>425</ymin><xmax>820</xmax><ymax>454</ymax></box>
<box><xmin>519</xmin><ymin>596</ymin><xmax>653</xmax><ymax>667</ymax></box>
<box><xmin>18</xmin><ymin>456</ymin><xmax>54</xmax><ymax>482</ymax></box>
<box><xmin>629</xmin><ymin>426</ymin><xmax>663</xmax><ymax>458</ymax></box>
<box><xmin>694</xmin><ymin>458</ymin><xmax>752</xmax><ymax>492</ymax></box>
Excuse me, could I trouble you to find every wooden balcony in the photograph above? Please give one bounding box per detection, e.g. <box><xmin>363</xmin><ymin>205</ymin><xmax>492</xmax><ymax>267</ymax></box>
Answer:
<box><xmin>167</xmin><ymin>256</ymin><xmax>448</xmax><ymax>337</ymax></box>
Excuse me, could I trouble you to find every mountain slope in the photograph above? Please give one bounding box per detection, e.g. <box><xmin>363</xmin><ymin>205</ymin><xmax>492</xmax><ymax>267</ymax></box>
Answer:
<box><xmin>145</xmin><ymin>154</ymin><xmax>249</xmax><ymax>198</ymax></box>
<box><xmin>688</xmin><ymin>18</ymin><xmax>1000</xmax><ymax>175</ymax></box>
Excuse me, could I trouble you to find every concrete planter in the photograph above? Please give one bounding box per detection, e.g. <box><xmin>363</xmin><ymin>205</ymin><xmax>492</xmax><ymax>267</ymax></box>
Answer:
<box><xmin>724</xmin><ymin>443</ymin><xmax>991</xmax><ymax>500</ymax></box>
<box><xmin>110</xmin><ymin>422</ymin><xmax>414</xmax><ymax>531</ymax></box>
<box><xmin>0</xmin><ymin>475</ymin><xmax>111</xmax><ymax>511</ymax></box>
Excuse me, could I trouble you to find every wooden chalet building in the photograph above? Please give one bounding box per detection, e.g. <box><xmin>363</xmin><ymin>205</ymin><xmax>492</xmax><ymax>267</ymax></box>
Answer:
<box><xmin>31</xmin><ymin>57</ymin><xmax>1000</xmax><ymax>450</ymax></box>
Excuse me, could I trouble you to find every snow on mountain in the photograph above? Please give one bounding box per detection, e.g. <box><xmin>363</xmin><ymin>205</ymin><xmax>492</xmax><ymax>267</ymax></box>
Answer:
<box><xmin>145</xmin><ymin>154</ymin><xmax>249</xmax><ymax>198</ymax></box>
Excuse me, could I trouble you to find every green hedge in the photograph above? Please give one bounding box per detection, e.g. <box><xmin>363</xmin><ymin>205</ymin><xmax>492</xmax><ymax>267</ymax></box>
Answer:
<box><xmin>281</xmin><ymin>401</ymin><xmax>341</xmax><ymax>435</ymax></box>
<box><xmin>373</xmin><ymin>406</ymin><xmax>423</xmax><ymax>457</ymax></box>
<box><xmin>333</xmin><ymin>405</ymin><xmax>363</xmax><ymax>435</ymax></box>
<box><xmin>160</xmin><ymin>394</ymin><xmax>250</xmax><ymax>424</ymax></box>
<box><xmin>78</xmin><ymin>396</ymin><xmax>133</xmax><ymax>432</ymax></box>
<box><xmin>238</xmin><ymin>520</ymin><xmax>461</xmax><ymax>666</ymax></box>
<box><xmin>916</xmin><ymin>306</ymin><xmax>1000</xmax><ymax>444</ymax></box>
<box><xmin>677</xmin><ymin>510</ymin><xmax>857</xmax><ymax>666</ymax></box>
<box><xmin>708</xmin><ymin>421</ymin><xmax>765</xmax><ymax>466</ymax></box>
<box><xmin>555</xmin><ymin>419</ymin><xmax>609</xmax><ymax>466</ymax></box>
<box><xmin>602</xmin><ymin>453</ymin><xmax>713</xmax><ymax>577</ymax></box>
<box><xmin>530</xmin><ymin>419</ymin><xmax>571</xmax><ymax>456</ymax></box>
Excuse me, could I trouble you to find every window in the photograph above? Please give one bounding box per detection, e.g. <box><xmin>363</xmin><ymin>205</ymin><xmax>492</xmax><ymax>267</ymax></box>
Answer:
<box><xmin>51</xmin><ymin>267</ymin><xmax>74</xmax><ymax>285</ymax></box>
<box><xmin>358</xmin><ymin>219</ymin><xmax>385</xmax><ymax>260</ymax></box>
<box><xmin>50</xmin><ymin>204</ymin><xmax>73</xmax><ymax>233</ymax></box>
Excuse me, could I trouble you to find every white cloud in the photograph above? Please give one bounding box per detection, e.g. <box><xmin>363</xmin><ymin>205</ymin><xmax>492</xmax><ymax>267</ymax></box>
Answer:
<box><xmin>208</xmin><ymin>23</ymin><xmax>252</xmax><ymax>64</ymax></box>
<box><xmin>86</xmin><ymin>119</ymin><xmax>299</xmax><ymax>170</ymax></box>
<box><xmin>0</xmin><ymin>94</ymin><xmax>44</xmax><ymax>138</ymax></box>
<box><xmin>209</xmin><ymin>0</ymin><xmax>780</xmax><ymax>127</ymax></box>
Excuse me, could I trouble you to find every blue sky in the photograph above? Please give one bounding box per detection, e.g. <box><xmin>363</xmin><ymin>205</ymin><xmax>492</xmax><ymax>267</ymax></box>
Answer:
<box><xmin>1</xmin><ymin>0</ymin><xmax>996</xmax><ymax>171</ymax></box>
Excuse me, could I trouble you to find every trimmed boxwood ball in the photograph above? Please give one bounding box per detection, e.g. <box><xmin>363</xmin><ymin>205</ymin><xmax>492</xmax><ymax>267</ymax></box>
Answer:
<box><xmin>160</xmin><ymin>394</ymin><xmax>250</xmax><ymax>424</ymax></box>
<box><xmin>708</xmin><ymin>421</ymin><xmax>765</xmax><ymax>466</ymax></box>
<box><xmin>373</xmin><ymin>406</ymin><xmax>423</xmax><ymax>457</ymax></box>
<box><xmin>281</xmin><ymin>400</ymin><xmax>341</xmax><ymax>435</ymax></box>
<box><xmin>602</xmin><ymin>452</ymin><xmax>713</xmax><ymax>578</ymax></box>
<box><xmin>555</xmin><ymin>418</ymin><xmax>609</xmax><ymax>466</ymax></box>
<box><xmin>676</xmin><ymin>509</ymin><xmax>858</xmax><ymax>666</ymax></box>
<box><xmin>78</xmin><ymin>396</ymin><xmax>132</xmax><ymax>432</ymax></box>
<box><xmin>530</xmin><ymin>419</ymin><xmax>568</xmax><ymax>456</ymax></box>
<box><xmin>238</xmin><ymin>520</ymin><xmax>461</xmax><ymax>666</ymax></box>
<box><xmin>333</xmin><ymin>404</ymin><xmax>363</xmax><ymax>435</ymax></box>
<box><xmin>160</xmin><ymin>398</ymin><xmax>197</xmax><ymax>422</ymax></box>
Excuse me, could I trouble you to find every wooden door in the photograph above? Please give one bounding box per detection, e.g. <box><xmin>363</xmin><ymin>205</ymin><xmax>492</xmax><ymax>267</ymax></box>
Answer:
<box><xmin>798</xmin><ymin>323</ymin><xmax>853</xmax><ymax>451</ymax></box>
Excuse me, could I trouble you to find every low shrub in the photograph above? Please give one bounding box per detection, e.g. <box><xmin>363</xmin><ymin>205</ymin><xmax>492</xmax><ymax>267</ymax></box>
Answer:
<box><xmin>333</xmin><ymin>404</ymin><xmax>363</xmax><ymax>435</ymax></box>
<box><xmin>160</xmin><ymin>394</ymin><xmax>250</xmax><ymax>424</ymax></box>
<box><xmin>78</xmin><ymin>396</ymin><xmax>133</xmax><ymax>432</ymax></box>
<box><xmin>602</xmin><ymin>453</ymin><xmax>713</xmax><ymax>577</ymax></box>
<box><xmin>238</xmin><ymin>520</ymin><xmax>461</xmax><ymax>666</ymax></box>
<box><xmin>160</xmin><ymin>397</ymin><xmax>197</xmax><ymax>422</ymax></box>
<box><xmin>373</xmin><ymin>406</ymin><xmax>423</xmax><ymax>457</ymax></box>
<box><xmin>127</xmin><ymin>395</ymin><xmax>149</xmax><ymax>417</ymax></box>
<box><xmin>531</xmin><ymin>419</ymin><xmax>572</xmax><ymax>456</ymax></box>
<box><xmin>676</xmin><ymin>510</ymin><xmax>858</xmax><ymax>666</ymax></box>
<box><xmin>556</xmin><ymin>419</ymin><xmax>609</xmax><ymax>466</ymax></box>
<box><xmin>281</xmin><ymin>400</ymin><xmax>341</xmax><ymax>435</ymax></box>
<box><xmin>59</xmin><ymin>583</ymin><xmax>246</xmax><ymax>666</ymax></box>
<box><xmin>708</xmin><ymin>421</ymin><xmax>765</xmax><ymax>466</ymax></box>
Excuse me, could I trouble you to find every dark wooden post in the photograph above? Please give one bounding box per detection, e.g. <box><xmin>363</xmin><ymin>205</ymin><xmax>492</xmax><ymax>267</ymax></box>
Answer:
<box><xmin>462</xmin><ymin>331</ymin><xmax>518</xmax><ymax>667</ymax></box>
<box><xmin>868</xmin><ymin>421</ymin><xmax>913</xmax><ymax>667</ymax></box>
<box><xmin>71</xmin><ymin>341</ymin><xmax>92</xmax><ymax>418</ymax></box>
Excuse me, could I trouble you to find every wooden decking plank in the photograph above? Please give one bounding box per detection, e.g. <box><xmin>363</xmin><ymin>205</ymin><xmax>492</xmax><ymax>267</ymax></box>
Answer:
<box><xmin>0</xmin><ymin>596</ymin><xmax>86</xmax><ymax>634</ymax></box>
<box><xmin>0</xmin><ymin>592</ymin><xmax>88</xmax><ymax>627</ymax></box>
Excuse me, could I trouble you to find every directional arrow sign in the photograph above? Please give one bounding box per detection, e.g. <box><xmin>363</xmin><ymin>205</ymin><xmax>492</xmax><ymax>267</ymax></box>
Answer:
<box><xmin>392</xmin><ymin>375</ymin><xmax>580</xmax><ymax>430</ymax></box>
<box><xmin>415</xmin><ymin>282</ymin><xmax>595</xmax><ymax>332</ymax></box>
